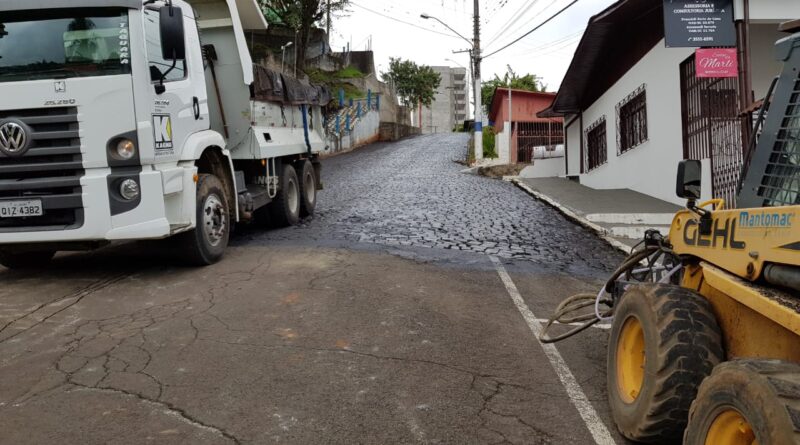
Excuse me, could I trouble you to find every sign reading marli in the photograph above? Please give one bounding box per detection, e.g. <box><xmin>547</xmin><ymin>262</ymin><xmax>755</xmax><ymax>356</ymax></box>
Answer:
<box><xmin>663</xmin><ymin>0</ymin><xmax>736</xmax><ymax>48</ymax></box>
<box><xmin>696</xmin><ymin>48</ymin><xmax>738</xmax><ymax>77</ymax></box>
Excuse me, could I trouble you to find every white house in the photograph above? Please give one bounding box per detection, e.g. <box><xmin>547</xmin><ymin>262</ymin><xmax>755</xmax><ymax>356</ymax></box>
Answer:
<box><xmin>543</xmin><ymin>0</ymin><xmax>800</xmax><ymax>206</ymax></box>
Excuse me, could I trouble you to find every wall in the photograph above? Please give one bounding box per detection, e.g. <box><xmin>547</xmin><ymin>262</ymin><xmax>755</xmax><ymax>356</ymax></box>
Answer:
<box><xmin>576</xmin><ymin>39</ymin><xmax>693</xmax><ymax>206</ymax></box>
<box><xmin>326</xmin><ymin>110</ymin><xmax>380</xmax><ymax>154</ymax></box>
<box><xmin>565</xmin><ymin>115</ymin><xmax>582</xmax><ymax>177</ymax></box>
<box><xmin>519</xmin><ymin>158</ymin><xmax>566</xmax><ymax>179</ymax></box>
<box><xmin>750</xmin><ymin>24</ymin><xmax>790</xmax><ymax>100</ymax></box>
<box><xmin>380</xmin><ymin>122</ymin><xmax>421</xmax><ymax>141</ymax></box>
<box><xmin>734</xmin><ymin>0</ymin><xmax>800</xmax><ymax>22</ymax></box>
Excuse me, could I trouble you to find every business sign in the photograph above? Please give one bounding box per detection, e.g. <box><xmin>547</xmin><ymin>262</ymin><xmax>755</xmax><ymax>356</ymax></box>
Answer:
<box><xmin>696</xmin><ymin>48</ymin><xmax>738</xmax><ymax>77</ymax></box>
<box><xmin>663</xmin><ymin>0</ymin><xmax>736</xmax><ymax>48</ymax></box>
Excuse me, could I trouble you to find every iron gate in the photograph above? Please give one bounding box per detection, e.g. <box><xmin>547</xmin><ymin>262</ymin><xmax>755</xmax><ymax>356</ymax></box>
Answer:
<box><xmin>680</xmin><ymin>55</ymin><xmax>749</xmax><ymax>207</ymax></box>
<box><xmin>516</xmin><ymin>122</ymin><xmax>564</xmax><ymax>164</ymax></box>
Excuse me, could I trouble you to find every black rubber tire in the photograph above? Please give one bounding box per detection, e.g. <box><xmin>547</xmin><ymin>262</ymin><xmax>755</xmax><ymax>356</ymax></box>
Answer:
<box><xmin>269</xmin><ymin>164</ymin><xmax>301</xmax><ymax>227</ymax></box>
<box><xmin>608</xmin><ymin>284</ymin><xmax>723</xmax><ymax>443</ymax></box>
<box><xmin>297</xmin><ymin>160</ymin><xmax>317</xmax><ymax>217</ymax></box>
<box><xmin>0</xmin><ymin>250</ymin><xmax>55</xmax><ymax>269</ymax></box>
<box><xmin>685</xmin><ymin>359</ymin><xmax>800</xmax><ymax>445</ymax></box>
<box><xmin>176</xmin><ymin>174</ymin><xmax>230</xmax><ymax>266</ymax></box>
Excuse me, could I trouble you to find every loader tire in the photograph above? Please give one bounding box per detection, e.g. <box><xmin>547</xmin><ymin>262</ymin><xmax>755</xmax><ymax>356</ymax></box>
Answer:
<box><xmin>0</xmin><ymin>250</ymin><xmax>55</xmax><ymax>269</ymax></box>
<box><xmin>297</xmin><ymin>160</ymin><xmax>317</xmax><ymax>217</ymax></box>
<box><xmin>177</xmin><ymin>174</ymin><xmax>230</xmax><ymax>266</ymax></box>
<box><xmin>685</xmin><ymin>359</ymin><xmax>800</xmax><ymax>445</ymax></box>
<box><xmin>269</xmin><ymin>164</ymin><xmax>301</xmax><ymax>227</ymax></box>
<box><xmin>608</xmin><ymin>284</ymin><xmax>723</xmax><ymax>443</ymax></box>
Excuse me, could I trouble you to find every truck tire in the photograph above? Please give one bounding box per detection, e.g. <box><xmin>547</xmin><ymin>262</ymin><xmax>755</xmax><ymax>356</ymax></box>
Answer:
<box><xmin>177</xmin><ymin>174</ymin><xmax>230</xmax><ymax>266</ymax></box>
<box><xmin>608</xmin><ymin>284</ymin><xmax>723</xmax><ymax>443</ymax></box>
<box><xmin>269</xmin><ymin>164</ymin><xmax>301</xmax><ymax>227</ymax></box>
<box><xmin>297</xmin><ymin>160</ymin><xmax>317</xmax><ymax>217</ymax></box>
<box><xmin>0</xmin><ymin>249</ymin><xmax>55</xmax><ymax>269</ymax></box>
<box><xmin>685</xmin><ymin>359</ymin><xmax>800</xmax><ymax>445</ymax></box>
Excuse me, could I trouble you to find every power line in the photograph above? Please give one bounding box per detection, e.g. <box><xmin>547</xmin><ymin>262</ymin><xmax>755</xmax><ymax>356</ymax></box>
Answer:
<box><xmin>350</xmin><ymin>2</ymin><xmax>463</xmax><ymax>40</ymax></box>
<box><xmin>485</xmin><ymin>0</ymin><xmax>542</xmax><ymax>44</ymax></box>
<box><xmin>486</xmin><ymin>0</ymin><xmax>560</xmax><ymax>51</ymax></box>
<box><xmin>483</xmin><ymin>0</ymin><xmax>581</xmax><ymax>59</ymax></box>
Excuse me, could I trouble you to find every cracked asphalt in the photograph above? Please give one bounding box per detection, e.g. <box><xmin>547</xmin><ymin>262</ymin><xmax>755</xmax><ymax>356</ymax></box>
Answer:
<box><xmin>0</xmin><ymin>133</ymin><xmax>629</xmax><ymax>444</ymax></box>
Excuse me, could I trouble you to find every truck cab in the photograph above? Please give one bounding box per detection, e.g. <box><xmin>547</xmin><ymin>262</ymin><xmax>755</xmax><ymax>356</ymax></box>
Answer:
<box><xmin>0</xmin><ymin>0</ymin><xmax>326</xmax><ymax>267</ymax></box>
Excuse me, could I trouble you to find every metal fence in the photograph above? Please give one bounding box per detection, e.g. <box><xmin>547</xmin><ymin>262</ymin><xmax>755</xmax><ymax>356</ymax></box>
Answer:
<box><xmin>516</xmin><ymin>122</ymin><xmax>564</xmax><ymax>164</ymax></box>
<box><xmin>680</xmin><ymin>56</ymin><xmax>748</xmax><ymax>207</ymax></box>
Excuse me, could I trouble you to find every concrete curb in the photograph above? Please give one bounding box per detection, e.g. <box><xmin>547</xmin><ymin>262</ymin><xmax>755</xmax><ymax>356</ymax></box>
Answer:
<box><xmin>508</xmin><ymin>178</ymin><xmax>633</xmax><ymax>255</ymax></box>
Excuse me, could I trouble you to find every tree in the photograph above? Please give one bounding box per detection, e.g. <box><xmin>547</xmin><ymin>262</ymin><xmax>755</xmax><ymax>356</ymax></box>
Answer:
<box><xmin>381</xmin><ymin>58</ymin><xmax>441</xmax><ymax>109</ymax></box>
<box><xmin>260</xmin><ymin>0</ymin><xmax>350</xmax><ymax>72</ymax></box>
<box><xmin>481</xmin><ymin>69</ymin><xmax>545</xmax><ymax>114</ymax></box>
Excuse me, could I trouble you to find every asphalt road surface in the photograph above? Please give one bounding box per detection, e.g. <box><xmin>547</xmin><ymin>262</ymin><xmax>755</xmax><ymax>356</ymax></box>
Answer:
<box><xmin>0</xmin><ymin>133</ymin><xmax>630</xmax><ymax>444</ymax></box>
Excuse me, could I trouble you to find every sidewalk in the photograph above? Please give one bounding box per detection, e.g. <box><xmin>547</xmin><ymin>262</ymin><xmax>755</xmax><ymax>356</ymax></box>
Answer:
<box><xmin>510</xmin><ymin>177</ymin><xmax>683</xmax><ymax>253</ymax></box>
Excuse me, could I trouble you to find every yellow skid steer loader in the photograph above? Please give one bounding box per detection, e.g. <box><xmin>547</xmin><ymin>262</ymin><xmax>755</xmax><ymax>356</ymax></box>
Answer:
<box><xmin>544</xmin><ymin>22</ymin><xmax>800</xmax><ymax>445</ymax></box>
<box><xmin>608</xmin><ymin>24</ymin><xmax>800</xmax><ymax>444</ymax></box>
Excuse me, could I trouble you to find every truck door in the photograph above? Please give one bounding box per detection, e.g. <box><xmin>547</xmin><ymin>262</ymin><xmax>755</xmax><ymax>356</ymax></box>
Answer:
<box><xmin>143</xmin><ymin>7</ymin><xmax>208</xmax><ymax>161</ymax></box>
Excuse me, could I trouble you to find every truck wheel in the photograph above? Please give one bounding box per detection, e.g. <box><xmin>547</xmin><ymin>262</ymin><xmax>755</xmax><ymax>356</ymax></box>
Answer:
<box><xmin>0</xmin><ymin>250</ymin><xmax>55</xmax><ymax>269</ymax></box>
<box><xmin>685</xmin><ymin>359</ymin><xmax>800</xmax><ymax>445</ymax></box>
<box><xmin>608</xmin><ymin>284</ymin><xmax>723</xmax><ymax>443</ymax></box>
<box><xmin>178</xmin><ymin>174</ymin><xmax>230</xmax><ymax>266</ymax></box>
<box><xmin>269</xmin><ymin>164</ymin><xmax>301</xmax><ymax>227</ymax></box>
<box><xmin>297</xmin><ymin>160</ymin><xmax>317</xmax><ymax>217</ymax></box>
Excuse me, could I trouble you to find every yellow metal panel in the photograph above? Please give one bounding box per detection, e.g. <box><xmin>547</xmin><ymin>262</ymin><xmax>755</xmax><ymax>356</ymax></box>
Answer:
<box><xmin>682</xmin><ymin>264</ymin><xmax>800</xmax><ymax>362</ymax></box>
<box><xmin>669</xmin><ymin>206</ymin><xmax>799</xmax><ymax>280</ymax></box>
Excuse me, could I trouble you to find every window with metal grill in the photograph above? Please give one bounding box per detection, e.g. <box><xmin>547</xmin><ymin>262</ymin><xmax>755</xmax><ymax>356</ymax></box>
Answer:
<box><xmin>585</xmin><ymin>117</ymin><xmax>607</xmax><ymax>172</ymax></box>
<box><xmin>617</xmin><ymin>85</ymin><xmax>648</xmax><ymax>154</ymax></box>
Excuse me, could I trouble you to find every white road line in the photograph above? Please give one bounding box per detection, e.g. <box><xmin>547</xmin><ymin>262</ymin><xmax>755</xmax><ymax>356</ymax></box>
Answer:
<box><xmin>489</xmin><ymin>256</ymin><xmax>617</xmax><ymax>445</ymax></box>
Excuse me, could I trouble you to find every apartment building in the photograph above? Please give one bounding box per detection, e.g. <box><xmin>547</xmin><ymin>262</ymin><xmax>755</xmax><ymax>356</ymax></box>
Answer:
<box><xmin>420</xmin><ymin>66</ymin><xmax>468</xmax><ymax>134</ymax></box>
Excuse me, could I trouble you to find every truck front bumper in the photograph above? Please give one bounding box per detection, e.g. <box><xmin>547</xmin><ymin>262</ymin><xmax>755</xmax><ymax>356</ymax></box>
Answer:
<box><xmin>0</xmin><ymin>166</ymin><xmax>194</xmax><ymax>245</ymax></box>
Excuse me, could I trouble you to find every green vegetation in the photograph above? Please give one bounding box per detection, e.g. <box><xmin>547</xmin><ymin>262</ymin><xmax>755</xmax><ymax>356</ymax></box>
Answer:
<box><xmin>467</xmin><ymin>127</ymin><xmax>499</xmax><ymax>163</ymax></box>
<box><xmin>481</xmin><ymin>69</ymin><xmax>545</xmax><ymax>114</ymax></box>
<box><xmin>259</xmin><ymin>0</ymin><xmax>350</xmax><ymax>71</ymax></box>
<box><xmin>482</xmin><ymin>126</ymin><xmax>498</xmax><ymax>159</ymax></box>
<box><xmin>306</xmin><ymin>66</ymin><xmax>365</xmax><ymax>100</ymax></box>
<box><xmin>381</xmin><ymin>58</ymin><xmax>441</xmax><ymax>108</ymax></box>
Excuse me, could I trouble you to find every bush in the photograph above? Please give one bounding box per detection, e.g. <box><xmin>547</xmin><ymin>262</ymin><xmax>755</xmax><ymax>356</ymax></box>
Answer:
<box><xmin>482</xmin><ymin>127</ymin><xmax>498</xmax><ymax>159</ymax></box>
<box><xmin>466</xmin><ymin>127</ymin><xmax>499</xmax><ymax>163</ymax></box>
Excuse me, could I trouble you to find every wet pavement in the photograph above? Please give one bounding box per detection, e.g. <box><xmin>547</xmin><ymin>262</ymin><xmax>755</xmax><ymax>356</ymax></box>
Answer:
<box><xmin>0</xmin><ymin>133</ymin><xmax>628</xmax><ymax>444</ymax></box>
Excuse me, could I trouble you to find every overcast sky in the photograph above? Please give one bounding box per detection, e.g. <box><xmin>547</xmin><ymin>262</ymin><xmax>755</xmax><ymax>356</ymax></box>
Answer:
<box><xmin>330</xmin><ymin>0</ymin><xmax>617</xmax><ymax>97</ymax></box>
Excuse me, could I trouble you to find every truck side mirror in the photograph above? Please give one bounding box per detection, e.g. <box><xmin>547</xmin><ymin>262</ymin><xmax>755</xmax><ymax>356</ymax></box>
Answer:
<box><xmin>677</xmin><ymin>160</ymin><xmax>702</xmax><ymax>201</ymax></box>
<box><xmin>160</xmin><ymin>6</ymin><xmax>186</xmax><ymax>61</ymax></box>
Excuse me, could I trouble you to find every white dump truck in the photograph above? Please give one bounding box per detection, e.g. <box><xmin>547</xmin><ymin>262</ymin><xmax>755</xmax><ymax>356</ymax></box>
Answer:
<box><xmin>0</xmin><ymin>0</ymin><xmax>328</xmax><ymax>267</ymax></box>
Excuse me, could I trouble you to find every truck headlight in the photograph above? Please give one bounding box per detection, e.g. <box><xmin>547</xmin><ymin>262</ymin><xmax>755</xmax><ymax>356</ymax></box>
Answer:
<box><xmin>116</xmin><ymin>139</ymin><xmax>137</xmax><ymax>160</ymax></box>
<box><xmin>119</xmin><ymin>179</ymin><xmax>140</xmax><ymax>201</ymax></box>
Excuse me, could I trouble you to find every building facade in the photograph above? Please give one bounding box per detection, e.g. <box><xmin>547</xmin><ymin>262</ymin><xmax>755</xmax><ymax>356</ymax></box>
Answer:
<box><xmin>420</xmin><ymin>66</ymin><xmax>468</xmax><ymax>134</ymax></box>
<box><xmin>488</xmin><ymin>89</ymin><xmax>563</xmax><ymax>165</ymax></box>
<box><xmin>544</xmin><ymin>0</ymin><xmax>800</xmax><ymax>206</ymax></box>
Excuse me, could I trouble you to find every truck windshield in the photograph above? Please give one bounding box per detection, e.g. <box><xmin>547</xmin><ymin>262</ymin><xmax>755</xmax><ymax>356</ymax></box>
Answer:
<box><xmin>0</xmin><ymin>8</ymin><xmax>131</xmax><ymax>83</ymax></box>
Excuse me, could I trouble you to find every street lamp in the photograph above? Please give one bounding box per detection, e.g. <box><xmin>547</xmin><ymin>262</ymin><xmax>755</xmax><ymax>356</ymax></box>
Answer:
<box><xmin>281</xmin><ymin>41</ymin><xmax>293</xmax><ymax>74</ymax></box>
<box><xmin>421</xmin><ymin>13</ymin><xmax>483</xmax><ymax>163</ymax></box>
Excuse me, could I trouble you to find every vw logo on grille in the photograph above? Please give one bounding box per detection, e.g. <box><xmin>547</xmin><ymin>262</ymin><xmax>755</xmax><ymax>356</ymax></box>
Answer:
<box><xmin>0</xmin><ymin>121</ymin><xmax>30</xmax><ymax>156</ymax></box>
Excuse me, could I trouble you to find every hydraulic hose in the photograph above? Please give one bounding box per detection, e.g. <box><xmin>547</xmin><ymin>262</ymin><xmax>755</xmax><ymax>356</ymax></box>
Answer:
<box><xmin>540</xmin><ymin>243</ymin><xmax>675</xmax><ymax>344</ymax></box>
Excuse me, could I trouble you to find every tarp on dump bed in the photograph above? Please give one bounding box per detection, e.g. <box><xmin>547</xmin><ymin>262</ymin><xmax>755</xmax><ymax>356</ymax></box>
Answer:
<box><xmin>252</xmin><ymin>65</ymin><xmax>332</xmax><ymax>106</ymax></box>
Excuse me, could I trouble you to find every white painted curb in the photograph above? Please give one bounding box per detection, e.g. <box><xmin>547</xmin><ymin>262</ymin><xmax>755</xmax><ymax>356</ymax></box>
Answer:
<box><xmin>508</xmin><ymin>178</ymin><xmax>633</xmax><ymax>255</ymax></box>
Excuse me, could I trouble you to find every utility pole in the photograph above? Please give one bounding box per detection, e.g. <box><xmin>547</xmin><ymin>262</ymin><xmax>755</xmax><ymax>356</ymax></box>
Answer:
<box><xmin>507</xmin><ymin>64</ymin><xmax>513</xmax><ymax>163</ymax></box>
<box><xmin>473</xmin><ymin>0</ymin><xmax>483</xmax><ymax>163</ymax></box>
<box><xmin>326</xmin><ymin>0</ymin><xmax>331</xmax><ymax>44</ymax></box>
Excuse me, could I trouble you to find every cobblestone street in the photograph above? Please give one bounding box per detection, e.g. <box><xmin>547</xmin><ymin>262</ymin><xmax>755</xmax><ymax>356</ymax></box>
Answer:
<box><xmin>242</xmin><ymin>133</ymin><xmax>622</xmax><ymax>274</ymax></box>
<box><xmin>0</xmin><ymin>134</ymin><xmax>629</xmax><ymax>444</ymax></box>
